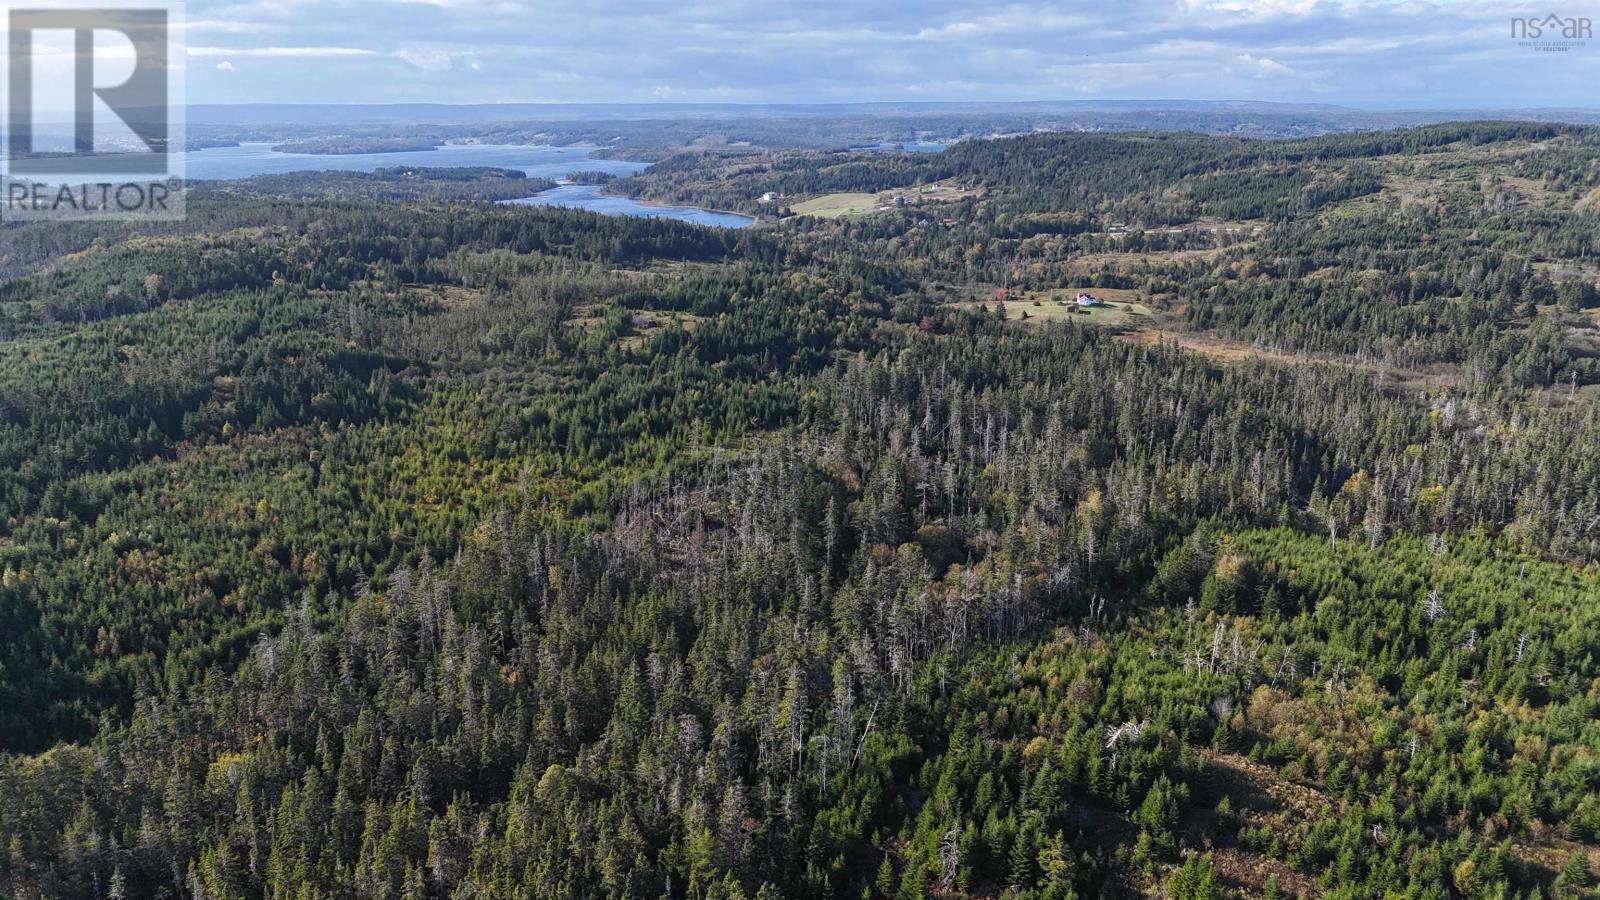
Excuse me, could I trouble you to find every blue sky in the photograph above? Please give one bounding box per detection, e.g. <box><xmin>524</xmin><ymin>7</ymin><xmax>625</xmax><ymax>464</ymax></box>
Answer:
<box><xmin>181</xmin><ymin>0</ymin><xmax>1600</xmax><ymax>107</ymax></box>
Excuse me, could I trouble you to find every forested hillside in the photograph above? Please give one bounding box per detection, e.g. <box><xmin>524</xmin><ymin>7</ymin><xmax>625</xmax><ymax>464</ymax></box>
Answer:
<box><xmin>2</xmin><ymin>123</ymin><xmax>1599</xmax><ymax>899</ymax></box>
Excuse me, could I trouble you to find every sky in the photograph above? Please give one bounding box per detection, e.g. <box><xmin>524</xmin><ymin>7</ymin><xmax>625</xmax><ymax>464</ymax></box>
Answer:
<box><xmin>174</xmin><ymin>0</ymin><xmax>1600</xmax><ymax>108</ymax></box>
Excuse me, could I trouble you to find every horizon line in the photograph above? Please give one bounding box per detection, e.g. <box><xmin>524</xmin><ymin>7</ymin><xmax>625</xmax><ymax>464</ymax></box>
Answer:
<box><xmin>183</xmin><ymin>99</ymin><xmax>1600</xmax><ymax>113</ymax></box>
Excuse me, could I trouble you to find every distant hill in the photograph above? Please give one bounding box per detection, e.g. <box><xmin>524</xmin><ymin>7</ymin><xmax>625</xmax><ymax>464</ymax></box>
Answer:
<box><xmin>187</xmin><ymin>99</ymin><xmax>1600</xmax><ymax>126</ymax></box>
<box><xmin>185</xmin><ymin>100</ymin><xmax>1600</xmax><ymax>150</ymax></box>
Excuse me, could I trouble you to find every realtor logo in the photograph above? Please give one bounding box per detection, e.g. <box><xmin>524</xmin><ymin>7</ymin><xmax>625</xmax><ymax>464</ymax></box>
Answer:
<box><xmin>2</xmin><ymin>1</ymin><xmax>185</xmax><ymax>220</ymax></box>
<box><xmin>1511</xmin><ymin>13</ymin><xmax>1592</xmax><ymax>51</ymax></box>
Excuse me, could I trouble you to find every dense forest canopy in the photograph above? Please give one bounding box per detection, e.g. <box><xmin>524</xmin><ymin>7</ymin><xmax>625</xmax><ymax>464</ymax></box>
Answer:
<box><xmin>2</xmin><ymin>122</ymin><xmax>1599</xmax><ymax>899</ymax></box>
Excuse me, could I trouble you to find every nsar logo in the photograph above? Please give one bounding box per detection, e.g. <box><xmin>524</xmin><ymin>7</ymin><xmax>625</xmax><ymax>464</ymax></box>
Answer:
<box><xmin>1511</xmin><ymin>13</ymin><xmax>1592</xmax><ymax>51</ymax></box>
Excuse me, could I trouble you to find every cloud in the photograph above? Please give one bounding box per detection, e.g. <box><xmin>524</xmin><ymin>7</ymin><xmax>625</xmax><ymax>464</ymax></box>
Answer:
<box><xmin>1181</xmin><ymin>0</ymin><xmax>1318</xmax><ymax>17</ymax></box>
<box><xmin>915</xmin><ymin>21</ymin><xmax>982</xmax><ymax>41</ymax></box>
<box><xmin>174</xmin><ymin>0</ymin><xmax>1600</xmax><ymax>108</ymax></box>
<box><xmin>180</xmin><ymin>18</ymin><xmax>270</xmax><ymax>33</ymax></box>
<box><xmin>216</xmin><ymin>60</ymin><xmax>235</xmax><ymax>71</ymax></box>
<box><xmin>189</xmin><ymin>45</ymin><xmax>378</xmax><ymax>57</ymax></box>
<box><xmin>397</xmin><ymin>46</ymin><xmax>453</xmax><ymax>70</ymax></box>
<box><xmin>1237</xmin><ymin>53</ymin><xmax>1293</xmax><ymax>76</ymax></box>
<box><xmin>914</xmin><ymin>6</ymin><xmax>1096</xmax><ymax>43</ymax></box>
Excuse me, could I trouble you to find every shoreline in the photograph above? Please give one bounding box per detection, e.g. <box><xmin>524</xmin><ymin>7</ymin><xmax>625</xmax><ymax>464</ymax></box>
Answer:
<box><xmin>513</xmin><ymin>182</ymin><xmax>758</xmax><ymax>226</ymax></box>
<box><xmin>627</xmin><ymin>193</ymin><xmax>758</xmax><ymax>223</ymax></box>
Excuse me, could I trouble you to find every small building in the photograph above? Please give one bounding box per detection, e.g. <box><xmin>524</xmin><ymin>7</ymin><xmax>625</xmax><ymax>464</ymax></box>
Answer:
<box><xmin>1076</xmin><ymin>293</ymin><xmax>1099</xmax><ymax>307</ymax></box>
<box><xmin>759</xmin><ymin>191</ymin><xmax>780</xmax><ymax>204</ymax></box>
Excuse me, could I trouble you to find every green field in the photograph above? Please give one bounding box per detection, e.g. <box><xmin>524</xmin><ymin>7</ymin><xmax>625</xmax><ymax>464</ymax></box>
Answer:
<box><xmin>965</xmin><ymin>295</ymin><xmax>1154</xmax><ymax>327</ymax></box>
<box><xmin>790</xmin><ymin>191</ymin><xmax>880</xmax><ymax>217</ymax></box>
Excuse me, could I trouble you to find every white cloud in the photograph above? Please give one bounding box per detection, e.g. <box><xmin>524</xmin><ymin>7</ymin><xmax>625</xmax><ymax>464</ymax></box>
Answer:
<box><xmin>216</xmin><ymin>60</ymin><xmax>235</xmax><ymax>71</ymax></box>
<box><xmin>915</xmin><ymin>6</ymin><xmax>1095</xmax><ymax>42</ymax></box>
<box><xmin>395</xmin><ymin>0</ymin><xmax>521</xmax><ymax>8</ymax></box>
<box><xmin>180</xmin><ymin>18</ymin><xmax>270</xmax><ymax>33</ymax></box>
<box><xmin>916</xmin><ymin>21</ymin><xmax>981</xmax><ymax>41</ymax></box>
<box><xmin>172</xmin><ymin>0</ymin><xmax>1600</xmax><ymax>107</ymax></box>
<box><xmin>1181</xmin><ymin>0</ymin><xmax>1318</xmax><ymax>16</ymax></box>
<box><xmin>1237</xmin><ymin>53</ymin><xmax>1293</xmax><ymax>76</ymax></box>
<box><xmin>188</xmin><ymin>45</ymin><xmax>378</xmax><ymax>57</ymax></box>
<box><xmin>397</xmin><ymin>46</ymin><xmax>453</xmax><ymax>70</ymax></box>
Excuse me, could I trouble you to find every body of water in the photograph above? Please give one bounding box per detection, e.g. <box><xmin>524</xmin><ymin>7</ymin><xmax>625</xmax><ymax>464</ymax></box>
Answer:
<box><xmin>184</xmin><ymin>142</ymin><xmax>751</xmax><ymax>227</ymax></box>
<box><xmin>849</xmin><ymin>141</ymin><xmax>950</xmax><ymax>153</ymax></box>
<box><xmin>185</xmin><ymin>142</ymin><xmax>648</xmax><ymax>181</ymax></box>
<box><xmin>502</xmin><ymin>182</ymin><xmax>754</xmax><ymax>229</ymax></box>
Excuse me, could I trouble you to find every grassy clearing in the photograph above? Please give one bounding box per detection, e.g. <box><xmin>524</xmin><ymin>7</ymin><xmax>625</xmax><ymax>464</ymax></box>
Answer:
<box><xmin>790</xmin><ymin>180</ymin><xmax>983</xmax><ymax>219</ymax></box>
<box><xmin>959</xmin><ymin>287</ymin><xmax>1153</xmax><ymax>327</ymax></box>
<box><xmin>618</xmin><ymin>311</ymin><xmax>702</xmax><ymax>350</ymax></box>
<box><xmin>790</xmin><ymin>192</ymin><xmax>881</xmax><ymax>217</ymax></box>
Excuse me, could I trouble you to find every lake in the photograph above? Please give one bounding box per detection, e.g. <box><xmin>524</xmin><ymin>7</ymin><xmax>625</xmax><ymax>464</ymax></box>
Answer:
<box><xmin>184</xmin><ymin>143</ymin><xmax>751</xmax><ymax>228</ymax></box>
<box><xmin>186</xmin><ymin>142</ymin><xmax>648</xmax><ymax>181</ymax></box>
<box><xmin>849</xmin><ymin>141</ymin><xmax>949</xmax><ymax>153</ymax></box>
<box><xmin>502</xmin><ymin>183</ymin><xmax>754</xmax><ymax>229</ymax></box>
